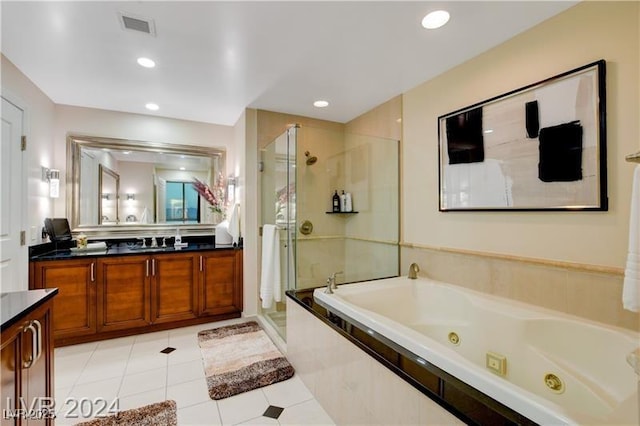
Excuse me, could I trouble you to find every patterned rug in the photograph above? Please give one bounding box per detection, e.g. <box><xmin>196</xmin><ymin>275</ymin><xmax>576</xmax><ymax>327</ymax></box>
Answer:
<box><xmin>75</xmin><ymin>400</ymin><xmax>177</xmax><ymax>425</ymax></box>
<box><xmin>198</xmin><ymin>321</ymin><xmax>294</xmax><ymax>400</ymax></box>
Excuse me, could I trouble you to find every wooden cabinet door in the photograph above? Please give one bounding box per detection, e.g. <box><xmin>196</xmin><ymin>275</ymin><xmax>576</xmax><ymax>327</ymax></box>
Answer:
<box><xmin>151</xmin><ymin>253</ymin><xmax>198</xmax><ymax>323</ymax></box>
<box><xmin>1</xmin><ymin>299</ymin><xmax>54</xmax><ymax>426</ymax></box>
<box><xmin>22</xmin><ymin>305</ymin><xmax>54</xmax><ymax>426</ymax></box>
<box><xmin>96</xmin><ymin>256</ymin><xmax>151</xmax><ymax>332</ymax></box>
<box><xmin>32</xmin><ymin>260</ymin><xmax>96</xmax><ymax>340</ymax></box>
<box><xmin>199</xmin><ymin>250</ymin><xmax>243</xmax><ymax>316</ymax></box>
<box><xmin>1</xmin><ymin>328</ymin><xmax>21</xmax><ymax>426</ymax></box>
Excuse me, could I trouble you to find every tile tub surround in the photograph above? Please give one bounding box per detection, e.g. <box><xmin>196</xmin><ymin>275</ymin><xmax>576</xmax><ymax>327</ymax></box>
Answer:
<box><xmin>54</xmin><ymin>317</ymin><xmax>334</xmax><ymax>426</ymax></box>
<box><xmin>287</xmin><ymin>295</ymin><xmax>471</xmax><ymax>426</ymax></box>
<box><xmin>401</xmin><ymin>245</ymin><xmax>640</xmax><ymax>332</ymax></box>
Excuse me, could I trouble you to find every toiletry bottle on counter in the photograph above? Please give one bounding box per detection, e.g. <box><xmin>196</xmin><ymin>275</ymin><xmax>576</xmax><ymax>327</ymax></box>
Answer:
<box><xmin>345</xmin><ymin>192</ymin><xmax>353</xmax><ymax>212</ymax></box>
<box><xmin>340</xmin><ymin>190</ymin><xmax>347</xmax><ymax>212</ymax></box>
<box><xmin>332</xmin><ymin>190</ymin><xmax>340</xmax><ymax>212</ymax></box>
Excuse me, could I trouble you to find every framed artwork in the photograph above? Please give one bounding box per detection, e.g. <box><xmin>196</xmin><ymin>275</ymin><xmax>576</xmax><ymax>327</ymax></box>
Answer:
<box><xmin>438</xmin><ymin>60</ymin><xmax>607</xmax><ymax>211</ymax></box>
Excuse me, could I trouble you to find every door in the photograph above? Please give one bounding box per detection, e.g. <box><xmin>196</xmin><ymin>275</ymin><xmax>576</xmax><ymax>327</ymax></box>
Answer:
<box><xmin>1</xmin><ymin>97</ymin><xmax>25</xmax><ymax>292</ymax></box>
<box><xmin>199</xmin><ymin>250</ymin><xmax>242</xmax><ymax>316</ymax></box>
<box><xmin>151</xmin><ymin>253</ymin><xmax>198</xmax><ymax>323</ymax></box>
<box><xmin>32</xmin><ymin>259</ymin><xmax>97</xmax><ymax>340</ymax></box>
<box><xmin>96</xmin><ymin>255</ymin><xmax>151</xmax><ymax>332</ymax></box>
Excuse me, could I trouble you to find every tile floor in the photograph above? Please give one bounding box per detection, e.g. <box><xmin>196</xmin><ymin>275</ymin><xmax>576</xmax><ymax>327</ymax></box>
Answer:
<box><xmin>54</xmin><ymin>318</ymin><xmax>335</xmax><ymax>425</ymax></box>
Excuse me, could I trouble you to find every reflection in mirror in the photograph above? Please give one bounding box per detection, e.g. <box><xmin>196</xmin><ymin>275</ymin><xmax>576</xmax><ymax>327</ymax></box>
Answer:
<box><xmin>68</xmin><ymin>135</ymin><xmax>226</xmax><ymax>235</ymax></box>
<box><xmin>98</xmin><ymin>164</ymin><xmax>119</xmax><ymax>224</ymax></box>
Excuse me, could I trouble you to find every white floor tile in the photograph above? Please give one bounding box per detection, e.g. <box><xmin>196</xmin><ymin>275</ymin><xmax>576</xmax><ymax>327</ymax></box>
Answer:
<box><xmin>75</xmin><ymin>358</ymin><xmax>128</xmax><ymax>384</ymax></box>
<box><xmin>119</xmin><ymin>366</ymin><xmax>167</xmax><ymax>397</ymax></box>
<box><xmin>261</xmin><ymin>375</ymin><xmax>313</xmax><ymax>408</ymax></box>
<box><xmin>166</xmin><ymin>377</ymin><xmax>210</xmax><ymax>410</ymax></box>
<box><xmin>95</xmin><ymin>335</ymin><xmax>136</xmax><ymax>349</ymax></box>
<box><xmin>278</xmin><ymin>399</ymin><xmax>335</xmax><ymax>425</ymax></box>
<box><xmin>88</xmin><ymin>344</ymin><xmax>132</xmax><ymax>362</ymax></box>
<box><xmin>117</xmin><ymin>388</ymin><xmax>167</xmax><ymax>411</ymax></box>
<box><xmin>237</xmin><ymin>416</ymin><xmax>279</xmax><ymax>425</ymax></box>
<box><xmin>124</xmin><ymin>352</ymin><xmax>168</xmax><ymax>374</ymax></box>
<box><xmin>178</xmin><ymin>400</ymin><xmax>222</xmax><ymax>426</ymax></box>
<box><xmin>55</xmin><ymin>341</ymin><xmax>98</xmax><ymax>358</ymax></box>
<box><xmin>63</xmin><ymin>377</ymin><xmax>122</xmax><ymax>423</ymax></box>
<box><xmin>217</xmin><ymin>389</ymin><xmax>270</xmax><ymax>426</ymax></box>
<box><xmin>130</xmin><ymin>339</ymin><xmax>171</xmax><ymax>357</ymax></box>
<box><xmin>167</xmin><ymin>346</ymin><xmax>202</xmax><ymax>365</ymax></box>
<box><xmin>168</xmin><ymin>359</ymin><xmax>205</xmax><ymax>386</ymax></box>
<box><xmin>133</xmin><ymin>330</ymin><xmax>170</xmax><ymax>343</ymax></box>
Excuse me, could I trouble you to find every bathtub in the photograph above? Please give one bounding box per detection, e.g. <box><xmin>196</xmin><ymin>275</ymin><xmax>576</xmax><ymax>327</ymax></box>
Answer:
<box><xmin>313</xmin><ymin>276</ymin><xmax>639</xmax><ymax>425</ymax></box>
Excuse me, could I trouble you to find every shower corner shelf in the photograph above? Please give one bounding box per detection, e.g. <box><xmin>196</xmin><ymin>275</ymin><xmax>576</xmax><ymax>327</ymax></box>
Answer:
<box><xmin>325</xmin><ymin>211</ymin><xmax>359</xmax><ymax>215</ymax></box>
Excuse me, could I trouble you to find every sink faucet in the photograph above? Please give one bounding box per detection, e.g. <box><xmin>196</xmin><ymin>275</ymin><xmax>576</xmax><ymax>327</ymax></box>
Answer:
<box><xmin>137</xmin><ymin>237</ymin><xmax>147</xmax><ymax>248</ymax></box>
<box><xmin>408</xmin><ymin>263</ymin><xmax>420</xmax><ymax>279</ymax></box>
<box><xmin>150</xmin><ymin>237</ymin><xmax>158</xmax><ymax>248</ymax></box>
<box><xmin>324</xmin><ymin>271</ymin><xmax>344</xmax><ymax>294</ymax></box>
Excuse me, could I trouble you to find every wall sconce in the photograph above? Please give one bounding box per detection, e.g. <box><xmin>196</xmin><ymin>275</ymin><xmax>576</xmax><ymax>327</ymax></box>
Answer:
<box><xmin>227</xmin><ymin>176</ymin><xmax>237</xmax><ymax>203</ymax></box>
<box><xmin>42</xmin><ymin>167</ymin><xmax>60</xmax><ymax>198</ymax></box>
<box><xmin>126</xmin><ymin>193</ymin><xmax>135</xmax><ymax>200</ymax></box>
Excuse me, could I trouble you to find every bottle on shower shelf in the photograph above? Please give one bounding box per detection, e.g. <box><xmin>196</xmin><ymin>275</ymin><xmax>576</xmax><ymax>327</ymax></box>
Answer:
<box><xmin>345</xmin><ymin>192</ymin><xmax>353</xmax><ymax>212</ymax></box>
<box><xmin>332</xmin><ymin>190</ymin><xmax>340</xmax><ymax>212</ymax></box>
<box><xmin>340</xmin><ymin>190</ymin><xmax>347</xmax><ymax>212</ymax></box>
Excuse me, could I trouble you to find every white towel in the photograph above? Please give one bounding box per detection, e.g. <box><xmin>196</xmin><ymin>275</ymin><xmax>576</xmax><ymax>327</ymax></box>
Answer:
<box><xmin>228</xmin><ymin>203</ymin><xmax>240</xmax><ymax>245</ymax></box>
<box><xmin>623</xmin><ymin>165</ymin><xmax>640</xmax><ymax>312</ymax></box>
<box><xmin>140</xmin><ymin>207</ymin><xmax>151</xmax><ymax>224</ymax></box>
<box><xmin>260</xmin><ymin>224</ymin><xmax>281</xmax><ymax>309</ymax></box>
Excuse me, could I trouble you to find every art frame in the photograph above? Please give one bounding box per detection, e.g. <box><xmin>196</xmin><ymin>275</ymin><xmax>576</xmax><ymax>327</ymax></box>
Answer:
<box><xmin>438</xmin><ymin>60</ymin><xmax>607</xmax><ymax>212</ymax></box>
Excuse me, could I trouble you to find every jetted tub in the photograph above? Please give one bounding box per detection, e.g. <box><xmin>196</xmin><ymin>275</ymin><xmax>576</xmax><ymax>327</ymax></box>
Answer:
<box><xmin>313</xmin><ymin>276</ymin><xmax>639</xmax><ymax>425</ymax></box>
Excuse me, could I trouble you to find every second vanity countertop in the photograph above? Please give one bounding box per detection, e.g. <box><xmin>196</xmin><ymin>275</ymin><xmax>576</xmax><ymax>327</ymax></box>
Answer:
<box><xmin>30</xmin><ymin>239</ymin><xmax>240</xmax><ymax>262</ymax></box>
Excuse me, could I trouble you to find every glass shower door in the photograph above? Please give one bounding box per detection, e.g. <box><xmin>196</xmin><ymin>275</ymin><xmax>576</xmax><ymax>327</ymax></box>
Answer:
<box><xmin>260</xmin><ymin>126</ymin><xmax>297</xmax><ymax>339</ymax></box>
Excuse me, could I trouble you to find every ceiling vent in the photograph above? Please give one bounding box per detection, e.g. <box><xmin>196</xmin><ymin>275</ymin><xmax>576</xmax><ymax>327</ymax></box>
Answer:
<box><xmin>118</xmin><ymin>12</ymin><xmax>156</xmax><ymax>36</ymax></box>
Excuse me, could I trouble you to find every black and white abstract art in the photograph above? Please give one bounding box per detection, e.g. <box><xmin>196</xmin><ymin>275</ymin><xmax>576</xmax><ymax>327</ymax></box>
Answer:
<box><xmin>438</xmin><ymin>60</ymin><xmax>607</xmax><ymax>211</ymax></box>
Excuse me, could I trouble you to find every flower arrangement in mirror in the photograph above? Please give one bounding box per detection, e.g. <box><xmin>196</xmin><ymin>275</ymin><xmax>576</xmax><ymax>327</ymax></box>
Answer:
<box><xmin>192</xmin><ymin>173</ymin><xmax>226</xmax><ymax>220</ymax></box>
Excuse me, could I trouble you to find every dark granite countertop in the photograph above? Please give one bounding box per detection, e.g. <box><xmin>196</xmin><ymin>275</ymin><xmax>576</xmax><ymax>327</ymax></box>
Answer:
<box><xmin>29</xmin><ymin>242</ymin><xmax>240</xmax><ymax>261</ymax></box>
<box><xmin>1</xmin><ymin>288</ymin><xmax>59</xmax><ymax>331</ymax></box>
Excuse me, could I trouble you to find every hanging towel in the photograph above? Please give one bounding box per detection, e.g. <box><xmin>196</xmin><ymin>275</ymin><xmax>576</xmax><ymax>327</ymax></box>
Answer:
<box><xmin>140</xmin><ymin>206</ymin><xmax>151</xmax><ymax>224</ymax></box>
<box><xmin>623</xmin><ymin>165</ymin><xmax>640</xmax><ymax>312</ymax></box>
<box><xmin>228</xmin><ymin>203</ymin><xmax>240</xmax><ymax>246</ymax></box>
<box><xmin>260</xmin><ymin>224</ymin><xmax>281</xmax><ymax>309</ymax></box>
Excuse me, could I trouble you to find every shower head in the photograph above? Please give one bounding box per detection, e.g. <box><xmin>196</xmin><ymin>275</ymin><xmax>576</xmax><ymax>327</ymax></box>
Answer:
<box><xmin>304</xmin><ymin>151</ymin><xmax>318</xmax><ymax>166</ymax></box>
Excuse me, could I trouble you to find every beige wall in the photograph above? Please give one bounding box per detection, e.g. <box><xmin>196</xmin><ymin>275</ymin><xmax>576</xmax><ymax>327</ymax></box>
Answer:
<box><xmin>403</xmin><ymin>1</ymin><xmax>639</xmax><ymax>269</ymax></box>
<box><xmin>401</xmin><ymin>2</ymin><xmax>639</xmax><ymax>330</ymax></box>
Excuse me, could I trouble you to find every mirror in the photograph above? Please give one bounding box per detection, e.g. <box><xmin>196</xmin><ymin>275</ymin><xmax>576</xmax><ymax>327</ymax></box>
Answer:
<box><xmin>98</xmin><ymin>164</ymin><xmax>119</xmax><ymax>224</ymax></box>
<box><xmin>68</xmin><ymin>134</ymin><xmax>226</xmax><ymax>236</ymax></box>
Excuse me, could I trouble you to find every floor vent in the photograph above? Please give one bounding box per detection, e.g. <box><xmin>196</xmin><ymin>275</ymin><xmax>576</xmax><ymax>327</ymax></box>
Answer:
<box><xmin>119</xmin><ymin>12</ymin><xmax>156</xmax><ymax>36</ymax></box>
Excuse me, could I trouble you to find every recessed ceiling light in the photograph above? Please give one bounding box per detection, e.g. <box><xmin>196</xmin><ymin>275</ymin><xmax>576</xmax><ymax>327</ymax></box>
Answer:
<box><xmin>137</xmin><ymin>57</ymin><xmax>156</xmax><ymax>68</ymax></box>
<box><xmin>421</xmin><ymin>10</ymin><xmax>450</xmax><ymax>29</ymax></box>
<box><xmin>145</xmin><ymin>103</ymin><xmax>159</xmax><ymax>111</ymax></box>
<box><xmin>179</xmin><ymin>167</ymin><xmax>185</xmax><ymax>171</ymax></box>
<box><xmin>122</xmin><ymin>151</ymin><xmax>131</xmax><ymax>154</ymax></box>
<box><xmin>484</xmin><ymin>129</ymin><xmax>494</xmax><ymax>134</ymax></box>
<box><xmin>313</xmin><ymin>100</ymin><xmax>329</xmax><ymax>108</ymax></box>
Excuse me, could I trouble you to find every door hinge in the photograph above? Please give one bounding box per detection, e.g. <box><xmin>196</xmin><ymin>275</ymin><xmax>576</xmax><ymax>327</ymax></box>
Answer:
<box><xmin>21</xmin><ymin>136</ymin><xmax>26</xmax><ymax>151</ymax></box>
<box><xmin>20</xmin><ymin>230</ymin><xmax>26</xmax><ymax>246</ymax></box>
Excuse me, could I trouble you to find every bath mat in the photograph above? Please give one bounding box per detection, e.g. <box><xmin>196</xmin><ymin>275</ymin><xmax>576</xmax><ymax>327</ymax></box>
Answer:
<box><xmin>74</xmin><ymin>400</ymin><xmax>177</xmax><ymax>426</ymax></box>
<box><xmin>198</xmin><ymin>321</ymin><xmax>294</xmax><ymax>400</ymax></box>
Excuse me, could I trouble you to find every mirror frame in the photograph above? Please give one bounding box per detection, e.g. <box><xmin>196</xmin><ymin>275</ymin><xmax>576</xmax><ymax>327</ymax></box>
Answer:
<box><xmin>67</xmin><ymin>134</ymin><xmax>226</xmax><ymax>237</ymax></box>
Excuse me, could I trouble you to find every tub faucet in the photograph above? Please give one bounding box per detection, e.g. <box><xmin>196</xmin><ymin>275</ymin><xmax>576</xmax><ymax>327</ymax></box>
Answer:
<box><xmin>408</xmin><ymin>263</ymin><xmax>420</xmax><ymax>279</ymax></box>
<box><xmin>324</xmin><ymin>271</ymin><xmax>344</xmax><ymax>294</ymax></box>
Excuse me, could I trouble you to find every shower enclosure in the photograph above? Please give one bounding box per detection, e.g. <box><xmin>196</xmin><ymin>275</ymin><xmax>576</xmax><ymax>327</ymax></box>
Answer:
<box><xmin>260</xmin><ymin>125</ymin><xmax>399</xmax><ymax>339</ymax></box>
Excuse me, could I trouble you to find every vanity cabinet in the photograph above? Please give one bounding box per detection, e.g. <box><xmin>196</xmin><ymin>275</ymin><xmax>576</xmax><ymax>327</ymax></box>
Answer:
<box><xmin>96</xmin><ymin>255</ymin><xmax>151</xmax><ymax>333</ymax></box>
<box><xmin>199</xmin><ymin>250</ymin><xmax>243</xmax><ymax>316</ymax></box>
<box><xmin>1</xmin><ymin>291</ymin><xmax>56</xmax><ymax>426</ymax></box>
<box><xmin>30</xmin><ymin>259</ymin><xmax>97</xmax><ymax>340</ymax></box>
<box><xmin>30</xmin><ymin>249</ymin><xmax>242</xmax><ymax>345</ymax></box>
